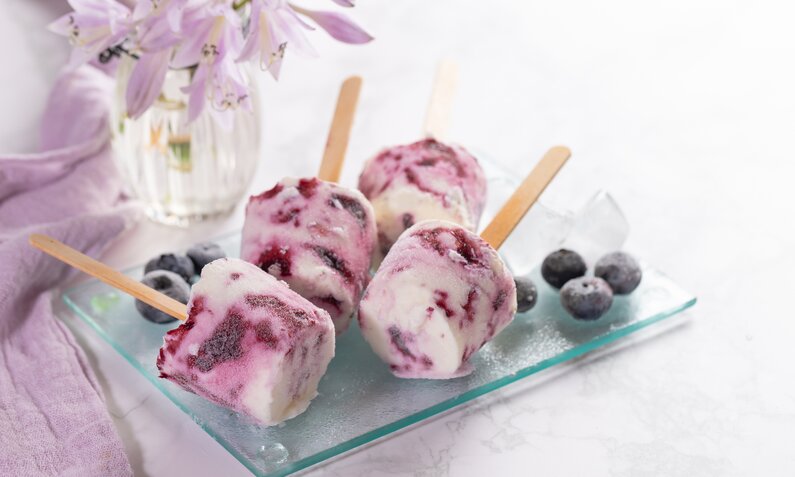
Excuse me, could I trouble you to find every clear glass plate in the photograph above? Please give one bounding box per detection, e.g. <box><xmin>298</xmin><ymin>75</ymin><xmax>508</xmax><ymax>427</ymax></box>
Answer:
<box><xmin>60</xmin><ymin>160</ymin><xmax>696</xmax><ymax>476</ymax></box>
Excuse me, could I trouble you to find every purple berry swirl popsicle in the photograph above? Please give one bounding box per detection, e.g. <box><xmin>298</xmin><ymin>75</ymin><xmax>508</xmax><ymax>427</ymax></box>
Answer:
<box><xmin>358</xmin><ymin>61</ymin><xmax>487</xmax><ymax>263</ymax></box>
<box><xmin>358</xmin><ymin>138</ymin><xmax>487</xmax><ymax>262</ymax></box>
<box><xmin>157</xmin><ymin>258</ymin><xmax>335</xmax><ymax>425</ymax></box>
<box><xmin>28</xmin><ymin>236</ymin><xmax>336</xmax><ymax>426</ymax></box>
<box><xmin>358</xmin><ymin>146</ymin><xmax>571</xmax><ymax>379</ymax></box>
<box><xmin>241</xmin><ymin>76</ymin><xmax>375</xmax><ymax>334</ymax></box>
<box><xmin>241</xmin><ymin>177</ymin><xmax>376</xmax><ymax>334</ymax></box>
<box><xmin>358</xmin><ymin>220</ymin><xmax>515</xmax><ymax>378</ymax></box>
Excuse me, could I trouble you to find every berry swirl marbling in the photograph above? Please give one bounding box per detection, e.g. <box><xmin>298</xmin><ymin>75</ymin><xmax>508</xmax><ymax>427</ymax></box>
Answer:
<box><xmin>241</xmin><ymin>177</ymin><xmax>377</xmax><ymax>334</ymax></box>
<box><xmin>157</xmin><ymin>258</ymin><xmax>335</xmax><ymax>426</ymax></box>
<box><xmin>358</xmin><ymin>138</ymin><xmax>487</xmax><ymax>263</ymax></box>
<box><xmin>358</xmin><ymin>220</ymin><xmax>517</xmax><ymax>379</ymax></box>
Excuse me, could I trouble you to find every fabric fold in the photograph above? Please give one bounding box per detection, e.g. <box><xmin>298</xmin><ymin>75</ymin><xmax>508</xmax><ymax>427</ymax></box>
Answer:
<box><xmin>0</xmin><ymin>64</ymin><xmax>134</xmax><ymax>476</ymax></box>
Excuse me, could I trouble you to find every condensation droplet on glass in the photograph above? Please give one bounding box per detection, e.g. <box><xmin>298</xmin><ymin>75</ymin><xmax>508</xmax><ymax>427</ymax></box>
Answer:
<box><xmin>258</xmin><ymin>442</ymin><xmax>289</xmax><ymax>465</ymax></box>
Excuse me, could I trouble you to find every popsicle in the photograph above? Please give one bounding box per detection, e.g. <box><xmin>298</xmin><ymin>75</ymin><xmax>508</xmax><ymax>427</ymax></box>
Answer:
<box><xmin>358</xmin><ymin>61</ymin><xmax>488</xmax><ymax>262</ymax></box>
<box><xmin>241</xmin><ymin>77</ymin><xmax>377</xmax><ymax>335</ymax></box>
<box><xmin>28</xmin><ymin>236</ymin><xmax>335</xmax><ymax>426</ymax></box>
<box><xmin>358</xmin><ymin>146</ymin><xmax>571</xmax><ymax>379</ymax></box>
<box><xmin>157</xmin><ymin>258</ymin><xmax>334</xmax><ymax>425</ymax></box>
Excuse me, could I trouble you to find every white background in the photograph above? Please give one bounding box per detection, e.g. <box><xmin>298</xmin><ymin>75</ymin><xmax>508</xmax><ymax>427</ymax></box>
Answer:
<box><xmin>2</xmin><ymin>1</ymin><xmax>795</xmax><ymax>475</ymax></box>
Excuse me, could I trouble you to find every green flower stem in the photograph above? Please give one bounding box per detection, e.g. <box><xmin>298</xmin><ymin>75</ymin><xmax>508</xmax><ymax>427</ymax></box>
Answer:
<box><xmin>233</xmin><ymin>0</ymin><xmax>251</xmax><ymax>10</ymax></box>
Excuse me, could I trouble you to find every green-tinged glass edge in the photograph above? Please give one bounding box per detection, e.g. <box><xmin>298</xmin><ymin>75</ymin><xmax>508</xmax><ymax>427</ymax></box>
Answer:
<box><xmin>62</xmin><ymin>285</ymin><xmax>696</xmax><ymax>477</ymax></box>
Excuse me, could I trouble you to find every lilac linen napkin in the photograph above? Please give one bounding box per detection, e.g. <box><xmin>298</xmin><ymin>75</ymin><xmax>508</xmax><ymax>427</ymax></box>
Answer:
<box><xmin>0</xmin><ymin>65</ymin><xmax>134</xmax><ymax>476</ymax></box>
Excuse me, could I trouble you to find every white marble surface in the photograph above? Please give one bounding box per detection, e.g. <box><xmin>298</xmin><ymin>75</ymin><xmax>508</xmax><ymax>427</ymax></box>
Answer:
<box><xmin>3</xmin><ymin>0</ymin><xmax>795</xmax><ymax>475</ymax></box>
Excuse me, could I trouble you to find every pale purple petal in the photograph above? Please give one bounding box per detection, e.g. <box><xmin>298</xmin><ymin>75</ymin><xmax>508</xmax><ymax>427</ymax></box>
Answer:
<box><xmin>283</xmin><ymin>4</ymin><xmax>316</xmax><ymax>31</ymax></box>
<box><xmin>132</xmin><ymin>0</ymin><xmax>154</xmax><ymax>21</ymax></box>
<box><xmin>137</xmin><ymin>14</ymin><xmax>181</xmax><ymax>51</ymax></box>
<box><xmin>67</xmin><ymin>0</ymin><xmax>127</xmax><ymax>16</ymax></box>
<box><xmin>48</xmin><ymin>14</ymin><xmax>76</xmax><ymax>36</ymax></box>
<box><xmin>218</xmin><ymin>9</ymin><xmax>244</xmax><ymax>56</ymax></box>
<box><xmin>292</xmin><ymin>7</ymin><xmax>372</xmax><ymax>44</ymax></box>
<box><xmin>270</xmin><ymin>7</ymin><xmax>318</xmax><ymax>58</ymax></box>
<box><xmin>237</xmin><ymin>2</ymin><xmax>286</xmax><ymax>79</ymax></box>
<box><xmin>237</xmin><ymin>2</ymin><xmax>264</xmax><ymax>62</ymax></box>
<box><xmin>208</xmin><ymin>60</ymin><xmax>251</xmax><ymax>130</ymax></box>
<box><xmin>213</xmin><ymin>60</ymin><xmax>251</xmax><ymax>110</ymax></box>
<box><xmin>171</xmin><ymin>16</ymin><xmax>213</xmax><ymax>68</ymax></box>
<box><xmin>166</xmin><ymin>2</ymin><xmax>184</xmax><ymax>32</ymax></box>
<box><xmin>126</xmin><ymin>49</ymin><xmax>172</xmax><ymax>118</ymax></box>
<box><xmin>66</xmin><ymin>47</ymin><xmax>95</xmax><ymax>70</ymax></box>
<box><xmin>184</xmin><ymin>63</ymin><xmax>209</xmax><ymax>122</ymax></box>
<box><xmin>330</xmin><ymin>0</ymin><xmax>355</xmax><ymax>6</ymax></box>
<box><xmin>50</xmin><ymin>0</ymin><xmax>133</xmax><ymax>68</ymax></box>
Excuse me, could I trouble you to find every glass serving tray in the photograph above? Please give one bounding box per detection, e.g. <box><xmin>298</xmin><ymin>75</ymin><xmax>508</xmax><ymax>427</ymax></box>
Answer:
<box><xmin>62</xmin><ymin>239</ymin><xmax>695</xmax><ymax>477</ymax></box>
<box><xmin>60</xmin><ymin>158</ymin><xmax>695</xmax><ymax>476</ymax></box>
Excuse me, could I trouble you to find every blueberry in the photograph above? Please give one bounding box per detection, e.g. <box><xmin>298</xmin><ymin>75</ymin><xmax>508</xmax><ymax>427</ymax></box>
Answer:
<box><xmin>135</xmin><ymin>270</ymin><xmax>191</xmax><ymax>323</ymax></box>
<box><xmin>514</xmin><ymin>275</ymin><xmax>538</xmax><ymax>313</ymax></box>
<box><xmin>186</xmin><ymin>242</ymin><xmax>226</xmax><ymax>273</ymax></box>
<box><xmin>541</xmin><ymin>249</ymin><xmax>587</xmax><ymax>289</ymax></box>
<box><xmin>560</xmin><ymin>277</ymin><xmax>613</xmax><ymax>321</ymax></box>
<box><xmin>144</xmin><ymin>253</ymin><xmax>195</xmax><ymax>282</ymax></box>
<box><xmin>595</xmin><ymin>251</ymin><xmax>642</xmax><ymax>294</ymax></box>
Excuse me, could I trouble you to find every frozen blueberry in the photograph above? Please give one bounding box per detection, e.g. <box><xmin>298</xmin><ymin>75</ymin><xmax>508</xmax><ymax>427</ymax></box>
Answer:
<box><xmin>186</xmin><ymin>242</ymin><xmax>226</xmax><ymax>273</ymax></box>
<box><xmin>595</xmin><ymin>251</ymin><xmax>642</xmax><ymax>294</ymax></box>
<box><xmin>514</xmin><ymin>275</ymin><xmax>538</xmax><ymax>313</ymax></box>
<box><xmin>144</xmin><ymin>253</ymin><xmax>195</xmax><ymax>282</ymax></box>
<box><xmin>560</xmin><ymin>277</ymin><xmax>613</xmax><ymax>321</ymax></box>
<box><xmin>135</xmin><ymin>270</ymin><xmax>191</xmax><ymax>323</ymax></box>
<box><xmin>541</xmin><ymin>249</ymin><xmax>587</xmax><ymax>289</ymax></box>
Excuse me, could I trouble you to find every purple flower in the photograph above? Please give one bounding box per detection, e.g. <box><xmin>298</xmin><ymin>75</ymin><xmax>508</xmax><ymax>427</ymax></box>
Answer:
<box><xmin>50</xmin><ymin>0</ymin><xmax>372</xmax><ymax>125</ymax></box>
<box><xmin>238</xmin><ymin>0</ymin><xmax>372</xmax><ymax>79</ymax></box>
<box><xmin>238</xmin><ymin>0</ymin><xmax>314</xmax><ymax>79</ymax></box>
<box><xmin>174</xmin><ymin>3</ymin><xmax>250</xmax><ymax>126</ymax></box>
<box><xmin>125</xmin><ymin>2</ymin><xmax>186</xmax><ymax>117</ymax></box>
<box><xmin>48</xmin><ymin>0</ymin><xmax>134</xmax><ymax>68</ymax></box>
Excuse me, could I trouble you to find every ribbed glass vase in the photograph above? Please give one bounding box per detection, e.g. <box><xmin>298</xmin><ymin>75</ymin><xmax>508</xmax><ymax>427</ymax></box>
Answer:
<box><xmin>111</xmin><ymin>57</ymin><xmax>261</xmax><ymax>226</ymax></box>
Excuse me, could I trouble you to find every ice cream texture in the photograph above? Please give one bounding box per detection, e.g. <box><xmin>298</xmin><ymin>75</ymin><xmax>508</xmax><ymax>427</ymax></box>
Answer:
<box><xmin>358</xmin><ymin>138</ymin><xmax>487</xmax><ymax>262</ymax></box>
<box><xmin>241</xmin><ymin>177</ymin><xmax>377</xmax><ymax>334</ymax></box>
<box><xmin>358</xmin><ymin>220</ymin><xmax>517</xmax><ymax>379</ymax></box>
<box><xmin>157</xmin><ymin>258</ymin><xmax>335</xmax><ymax>425</ymax></box>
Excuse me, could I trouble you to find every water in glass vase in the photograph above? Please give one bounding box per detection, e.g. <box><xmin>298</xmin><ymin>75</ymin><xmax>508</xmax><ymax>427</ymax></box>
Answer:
<box><xmin>111</xmin><ymin>57</ymin><xmax>261</xmax><ymax>226</ymax></box>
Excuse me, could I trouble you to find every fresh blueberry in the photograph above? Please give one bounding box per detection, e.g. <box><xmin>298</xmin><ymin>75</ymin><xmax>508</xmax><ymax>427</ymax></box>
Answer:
<box><xmin>135</xmin><ymin>270</ymin><xmax>191</xmax><ymax>323</ymax></box>
<box><xmin>514</xmin><ymin>275</ymin><xmax>538</xmax><ymax>313</ymax></box>
<box><xmin>595</xmin><ymin>251</ymin><xmax>642</xmax><ymax>294</ymax></box>
<box><xmin>541</xmin><ymin>249</ymin><xmax>587</xmax><ymax>289</ymax></box>
<box><xmin>560</xmin><ymin>277</ymin><xmax>613</xmax><ymax>321</ymax></box>
<box><xmin>186</xmin><ymin>242</ymin><xmax>226</xmax><ymax>273</ymax></box>
<box><xmin>144</xmin><ymin>253</ymin><xmax>195</xmax><ymax>282</ymax></box>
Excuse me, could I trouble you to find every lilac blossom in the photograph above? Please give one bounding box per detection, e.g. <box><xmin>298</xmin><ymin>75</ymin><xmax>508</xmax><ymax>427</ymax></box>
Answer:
<box><xmin>48</xmin><ymin>0</ymin><xmax>134</xmax><ymax>69</ymax></box>
<box><xmin>49</xmin><ymin>0</ymin><xmax>372</xmax><ymax>124</ymax></box>
<box><xmin>173</xmin><ymin>2</ymin><xmax>249</xmax><ymax>125</ymax></box>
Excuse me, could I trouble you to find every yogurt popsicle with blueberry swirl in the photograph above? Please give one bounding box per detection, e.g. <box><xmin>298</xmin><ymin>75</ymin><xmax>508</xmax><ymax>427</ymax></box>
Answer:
<box><xmin>358</xmin><ymin>138</ymin><xmax>487</xmax><ymax>264</ymax></box>
<box><xmin>157</xmin><ymin>258</ymin><xmax>335</xmax><ymax>425</ymax></box>
<box><xmin>358</xmin><ymin>61</ymin><xmax>488</xmax><ymax>263</ymax></box>
<box><xmin>27</xmin><ymin>236</ymin><xmax>335</xmax><ymax>426</ymax></box>
<box><xmin>358</xmin><ymin>146</ymin><xmax>571</xmax><ymax>379</ymax></box>
<box><xmin>241</xmin><ymin>76</ymin><xmax>376</xmax><ymax>334</ymax></box>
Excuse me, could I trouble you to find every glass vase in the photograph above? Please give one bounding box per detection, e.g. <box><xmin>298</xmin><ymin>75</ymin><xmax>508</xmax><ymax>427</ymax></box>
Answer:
<box><xmin>111</xmin><ymin>57</ymin><xmax>261</xmax><ymax>226</ymax></box>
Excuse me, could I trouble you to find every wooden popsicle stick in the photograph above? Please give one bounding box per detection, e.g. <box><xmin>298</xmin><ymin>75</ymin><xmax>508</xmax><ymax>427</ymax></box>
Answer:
<box><xmin>317</xmin><ymin>75</ymin><xmax>362</xmax><ymax>183</ymax></box>
<box><xmin>480</xmin><ymin>146</ymin><xmax>572</xmax><ymax>250</ymax></box>
<box><xmin>422</xmin><ymin>60</ymin><xmax>459</xmax><ymax>140</ymax></box>
<box><xmin>29</xmin><ymin>234</ymin><xmax>188</xmax><ymax>321</ymax></box>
